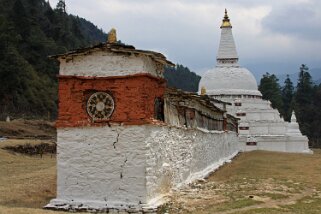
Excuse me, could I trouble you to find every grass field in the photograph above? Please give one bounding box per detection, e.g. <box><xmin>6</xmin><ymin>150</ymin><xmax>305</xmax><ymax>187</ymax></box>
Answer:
<box><xmin>1</xmin><ymin>139</ymin><xmax>321</xmax><ymax>214</ymax></box>
<box><xmin>165</xmin><ymin>150</ymin><xmax>321</xmax><ymax>214</ymax></box>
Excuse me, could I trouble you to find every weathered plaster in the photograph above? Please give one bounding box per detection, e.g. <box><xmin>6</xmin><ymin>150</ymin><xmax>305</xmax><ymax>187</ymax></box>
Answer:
<box><xmin>46</xmin><ymin>124</ymin><xmax>239</xmax><ymax>212</ymax></box>
<box><xmin>145</xmin><ymin>126</ymin><xmax>239</xmax><ymax>202</ymax></box>
<box><xmin>59</xmin><ymin>51</ymin><xmax>162</xmax><ymax>78</ymax></box>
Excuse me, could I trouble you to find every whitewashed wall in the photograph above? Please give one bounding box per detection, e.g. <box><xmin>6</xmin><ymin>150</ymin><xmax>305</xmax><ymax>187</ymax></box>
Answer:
<box><xmin>239</xmin><ymin>135</ymin><xmax>311</xmax><ymax>153</ymax></box>
<box><xmin>53</xmin><ymin>125</ymin><xmax>150</xmax><ymax>209</ymax></box>
<box><xmin>145</xmin><ymin>126</ymin><xmax>239</xmax><ymax>203</ymax></box>
<box><xmin>47</xmin><ymin>124</ymin><xmax>239</xmax><ymax>211</ymax></box>
<box><xmin>59</xmin><ymin>51</ymin><xmax>161</xmax><ymax>78</ymax></box>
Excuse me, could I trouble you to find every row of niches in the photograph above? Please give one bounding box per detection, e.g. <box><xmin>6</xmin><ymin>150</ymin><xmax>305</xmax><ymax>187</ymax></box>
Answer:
<box><xmin>213</xmin><ymin>95</ymin><xmax>262</xmax><ymax>99</ymax></box>
<box><xmin>217</xmin><ymin>59</ymin><xmax>238</xmax><ymax>64</ymax></box>
<box><xmin>236</xmin><ymin>112</ymin><xmax>246</xmax><ymax>117</ymax></box>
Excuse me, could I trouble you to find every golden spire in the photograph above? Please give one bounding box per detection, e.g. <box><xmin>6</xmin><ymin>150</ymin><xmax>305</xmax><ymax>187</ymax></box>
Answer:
<box><xmin>221</xmin><ymin>9</ymin><xmax>232</xmax><ymax>28</ymax></box>
<box><xmin>107</xmin><ymin>28</ymin><xmax>117</xmax><ymax>43</ymax></box>
<box><xmin>201</xmin><ymin>86</ymin><xmax>207</xmax><ymax>95</ymax></box>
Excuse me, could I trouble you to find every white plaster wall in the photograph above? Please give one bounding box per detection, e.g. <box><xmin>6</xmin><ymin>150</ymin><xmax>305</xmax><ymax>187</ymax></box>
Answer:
<box><xmin>56</xmin><ymin>125</ymin><xmax>149</xmax><ymax>207</ymax></box>
<box><xmin>268</xmin><ymin>124</ymin><xmax>287</xmax><ymax>135</ymax></box>
<box><xmin>248</xmin><ymin>122</ymin><xmax>286</xmax><ymax>135</ymax></box>
<box><xmin>145</xmin><ymin>126</ymin><xmax>239</xmax><ymax>202</ymax></box>
<box><xmin>51</xmin><ymin>124</ymin><xmax>239</xmax><ymax>210</ymax></box>
<box><xmin>240</xmin><ymin>100</ymin><xmax>271</xmax><ymax>109</ymax></box>
<box><xmin>245</xmin><ymin>112</ymin><xmax>261</xmax><ymax>121</ymax></box>
<box><xmin>239</xmin><ymin>135</ymin><xmax>311</xmax><ymax>154</ymax></box>
<box><xmin>286</xmin><ymin>135</ymin><xmax>310</xmax><ymax>153</ymax></box>
<box><xmin>59</xmin><ymin>51</ymin><xmax>161</xmax><ymax>78</ymax></box>
<box><xmin>239</xmin><ymin>129</ymin><xmax>250</xmax><ymax>135</ymax></box>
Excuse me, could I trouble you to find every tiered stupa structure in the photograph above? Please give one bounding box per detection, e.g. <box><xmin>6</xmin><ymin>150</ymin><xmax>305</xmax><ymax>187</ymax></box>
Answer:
<box><xmin>199</xmin><ymin>10</ymin><xmax>312</xmax><ymax>153</ymax></box>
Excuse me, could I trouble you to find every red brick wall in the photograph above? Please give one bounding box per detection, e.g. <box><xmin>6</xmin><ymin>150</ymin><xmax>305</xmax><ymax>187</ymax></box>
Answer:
<box><xmin>56</xmin><ymin>74</ymin><xmax>166</xmax><ymax>128</ymax></box>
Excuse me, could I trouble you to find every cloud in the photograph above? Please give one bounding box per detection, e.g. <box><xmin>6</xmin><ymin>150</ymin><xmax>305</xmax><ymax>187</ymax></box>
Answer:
<box><xmin>262</xmin><ymin>0</ymin><xmax>321</xmax><ymax>41</ymax></box>
<box><xmin>50</xmin><ymin>0</ymin><xmax>321</xmax><ymax>75</ymax></box>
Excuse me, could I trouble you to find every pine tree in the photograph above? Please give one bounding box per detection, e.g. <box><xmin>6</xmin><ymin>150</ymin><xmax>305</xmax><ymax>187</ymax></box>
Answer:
<box><xmin>164</xmin><ymin>64</ymin><xmax>201</xmax><ymax>92</ymax></box>
<box><xmin>281</xmin><ymin>75</ymin><xmax>294</xmax><ymax>121</ymax></box>
<box><xmin>258</xmin><ymin>72</ymin><xmax>284</xmax><ymax>117</ymax></box>
<box><xmin>56</xmin><ymin>0</ymin><xmax>66</xmax><ymax>13</ymax></box>
<box><xmin>9</xmin><ymin>0</ymin><xmax>31</xmax><ymax>38</ymax></box>
<box><xmin>294</xmin><ymin>64</ymin><xmax>315</xmax><ymax>137</ymax></box>
<box><xmin>310</xmin><ymin>84</ymin><xmax>321</xmax><ymax>148</ymax></box>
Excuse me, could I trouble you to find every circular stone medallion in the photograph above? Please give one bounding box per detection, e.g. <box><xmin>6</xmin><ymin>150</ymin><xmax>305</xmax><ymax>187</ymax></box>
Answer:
<box><xmin>87</xmin><ymin>92</ymin><xmax>115</xmax><ymax>120</ymax></box>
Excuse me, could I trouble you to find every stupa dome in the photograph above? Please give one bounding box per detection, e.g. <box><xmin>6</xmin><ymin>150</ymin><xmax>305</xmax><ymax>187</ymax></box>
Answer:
<box><xmin>199</xmin><ymin>66</ymin><xmax>261</xmax><ymax>96</ymax></box>
<box><xmin>199</xmin><ymin>9</ymin><xmax>262</xmax><ymax>97</ymax></box>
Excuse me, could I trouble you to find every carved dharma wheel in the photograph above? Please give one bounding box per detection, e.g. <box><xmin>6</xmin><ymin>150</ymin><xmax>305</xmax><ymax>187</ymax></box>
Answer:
<box><xmin>86</xmin><ymin>92</ymin><xmax>115</xmax><ymax>120</ymax></box>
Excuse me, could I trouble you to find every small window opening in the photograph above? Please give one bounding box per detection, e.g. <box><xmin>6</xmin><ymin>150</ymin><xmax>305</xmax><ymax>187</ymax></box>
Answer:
<box><xmin>154</xmin><ymin>97</ymin><xmax>164</xmax><ymax>121</ymax></box>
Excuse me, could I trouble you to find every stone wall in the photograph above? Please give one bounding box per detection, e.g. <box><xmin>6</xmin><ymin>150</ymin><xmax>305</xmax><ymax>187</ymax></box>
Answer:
<box><xmin>53</xmin><ymin>125</ymin><xmax>149</xmax><ymax>209</ymax></box>
<box><xmin>145</xmin><ymin>126</ymin><xmax>239</xmax><ymax>202</ymax></box>
<box><xmin>47</xmin><ymin>124</ymin><xmax>239</xmax><ymax>212</ymax></box>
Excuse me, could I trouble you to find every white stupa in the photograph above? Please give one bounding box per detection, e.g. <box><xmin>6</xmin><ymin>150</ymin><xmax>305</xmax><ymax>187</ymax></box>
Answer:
<box><xmin>199</xmin><ymin>10</ymin><xmax>312</xmax><ymax>154</ymax></box>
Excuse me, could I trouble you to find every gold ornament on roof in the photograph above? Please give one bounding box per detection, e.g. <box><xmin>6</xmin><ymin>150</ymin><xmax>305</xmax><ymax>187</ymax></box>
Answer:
<box><xmin>107</xmin><ymin>28</ymin><xmax>117</xmax><ymax>43</ymax></box>
<box><xmin>221</xmin><ymin>9</ymin><xmax>232</xmax><ymax>28</ymax></box>
<box><xmin>201</xmin><ymin>86</ymin><xmax>207</xmax><ymax>95</ymax></box>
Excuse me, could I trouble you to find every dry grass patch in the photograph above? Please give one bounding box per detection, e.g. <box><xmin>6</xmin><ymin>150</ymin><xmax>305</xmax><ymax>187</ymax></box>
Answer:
<box><xmin>0</xmin><ymin>119</ymin><xmax>56</xmax><ymax>139</ymax></box>
<box><xmin>0</xmin><ymin>140</ymin><xmax>57</xmax><ymax>212</ymax></box>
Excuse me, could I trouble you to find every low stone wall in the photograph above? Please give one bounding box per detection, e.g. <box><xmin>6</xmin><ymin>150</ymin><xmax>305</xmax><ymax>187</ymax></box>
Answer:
<box><xmin>145</xmin><ymin>126</ymin><xmax>239</xmax><ymax>203</ymax></box>
<box><xmin>46</xmin><ymin>124</ymin><xmax>239</xmax><ymax>213</ymax></box>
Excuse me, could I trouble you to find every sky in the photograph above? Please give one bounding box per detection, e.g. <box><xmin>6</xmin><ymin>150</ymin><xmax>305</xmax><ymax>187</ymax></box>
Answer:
<box><xmin>50</xmin><ymin>0</ymin><xmax>321</xmax><ymax>79</ymax></box>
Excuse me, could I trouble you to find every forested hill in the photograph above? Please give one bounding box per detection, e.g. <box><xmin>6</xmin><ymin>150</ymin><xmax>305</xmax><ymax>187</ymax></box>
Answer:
<box><xmin>164</xmin><ymin>65</ymin><xmax>201</xmax><ymax>92</ymax></box>
<box><xmin>0</xmin><ymin>0</ymin><xmax>106</xmax><ymax>120</ymax></box>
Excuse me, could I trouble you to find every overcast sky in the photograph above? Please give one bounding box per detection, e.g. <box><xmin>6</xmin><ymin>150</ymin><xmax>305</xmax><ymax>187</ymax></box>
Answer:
<box><xmin>50</xmin><ymin>0</ymin><xmax>321</xmax><ymax>78</ymax></box>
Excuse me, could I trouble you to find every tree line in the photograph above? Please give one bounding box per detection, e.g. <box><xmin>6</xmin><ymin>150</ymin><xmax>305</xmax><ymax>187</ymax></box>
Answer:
<box><xmin>259</xmin><ymin>64</ymin><xmax>321</xmax><ymax>148</ymax></box>
<box><xmin>164</xmin><ymin>64</ymin><xmax>201</xmax><ymax>92</ymax></box>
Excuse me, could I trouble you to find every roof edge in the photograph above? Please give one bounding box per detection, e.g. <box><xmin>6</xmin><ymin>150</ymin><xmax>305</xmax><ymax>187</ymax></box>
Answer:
<box><xmin>49</xmin><ymin>42</ymin><xmax>175</xmax><ymax>66</ymax></box>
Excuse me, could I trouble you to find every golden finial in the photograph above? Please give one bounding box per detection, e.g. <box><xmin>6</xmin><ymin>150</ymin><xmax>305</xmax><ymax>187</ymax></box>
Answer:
<box><xmin>201</xmin><ymin>86</ymin><xmax>207</xmax><ymax>95</ymax></box>
<box><xmin>221</xmin><ymin>9</ymin><xmax>232</xmax><ymax>28</ymax></box>
<box><xmin>107</xmin><ymin>28</ymin><xmax>117</xmax><ymax>43</ymax></box>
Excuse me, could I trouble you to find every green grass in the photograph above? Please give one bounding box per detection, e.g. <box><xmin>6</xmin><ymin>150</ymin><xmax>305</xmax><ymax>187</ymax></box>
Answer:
<box><xmin>235</xmin><ymin>208</ymin><xmax>289</xmax><ymax>214</ymax></box>
<box><xmin>258</xmin><ymin>193</ymin><xmax>289</xmax><ymax>200</ymax></box>
<box><xmin>281</xmin><ymin>197</ymin><xmax>321</xmax><ymax>214</ymax></box>
<box><xmin>216</xmin><ymin>198</ymin><xmax>263</xmax><ymax>211</ymax></box>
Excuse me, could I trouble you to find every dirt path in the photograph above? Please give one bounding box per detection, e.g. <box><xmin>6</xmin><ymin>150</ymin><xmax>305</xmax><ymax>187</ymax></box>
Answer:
<box><xmin>216</xmin><ymin>187</ymin><xmax>316</xmax><ymax>214</ymax></box>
